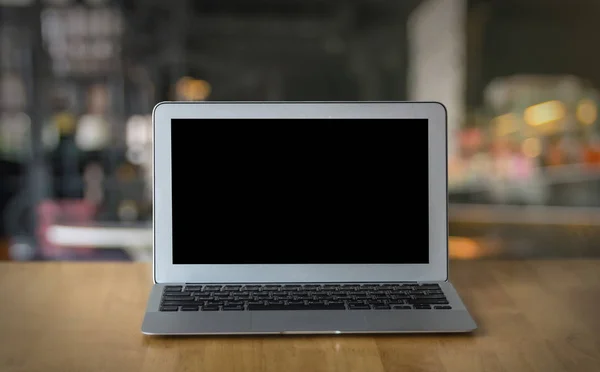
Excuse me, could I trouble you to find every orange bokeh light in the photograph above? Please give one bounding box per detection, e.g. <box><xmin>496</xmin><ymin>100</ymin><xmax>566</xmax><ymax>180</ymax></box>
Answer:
<box><xmin>449</xmin><ymin>236</ymin><xmax>481</xmax><ymax>259</ymax></box>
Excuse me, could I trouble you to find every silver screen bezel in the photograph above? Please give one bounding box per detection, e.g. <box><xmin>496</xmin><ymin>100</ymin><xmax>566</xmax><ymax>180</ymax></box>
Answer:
<box><xmin>153</xmin><ymin>102</ymin><xmax>448</xmax><ymax>283</ymax></box>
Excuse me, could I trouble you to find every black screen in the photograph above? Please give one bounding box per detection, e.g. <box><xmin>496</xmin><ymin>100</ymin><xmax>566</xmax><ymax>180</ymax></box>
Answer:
<box><xmin>171</xmin><ymin>119</ymin><xmax>429</xmax><ymax>264</ymax></box>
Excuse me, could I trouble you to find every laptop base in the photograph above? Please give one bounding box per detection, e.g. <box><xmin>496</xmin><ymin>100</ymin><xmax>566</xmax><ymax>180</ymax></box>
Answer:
<box><xmin>142</xmin><ymin>282</ymin><xmax>476</xmax><ymax>335</ymax></box>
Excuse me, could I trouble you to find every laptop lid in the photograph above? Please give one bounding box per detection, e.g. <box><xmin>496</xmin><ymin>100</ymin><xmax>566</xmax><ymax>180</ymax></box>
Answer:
<box><xmin>153</xmin><ymin>102</ymin><xmax>448</xmax><ymax>283</ymax></box>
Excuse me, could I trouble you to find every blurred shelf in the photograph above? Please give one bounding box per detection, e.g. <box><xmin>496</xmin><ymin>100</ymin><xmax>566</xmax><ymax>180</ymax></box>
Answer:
<box><xmin>449</xmin><ymin>203</ymin><xmax>600</xmax><ymax>226</ymax></box>
<box><xmin>45</xmin><ymin>222</ymin><xmax>152</xmax><ymax>261</ymax></box>
<box><xmin>46</xmin><ymin>222</ymin><xmax>152</xmax><ymax>248</ymax></box>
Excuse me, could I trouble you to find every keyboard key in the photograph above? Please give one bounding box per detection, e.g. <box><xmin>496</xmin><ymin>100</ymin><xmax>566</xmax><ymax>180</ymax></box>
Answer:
<box><xmin>247</xmin><ymin>303</ymin><xmax>345</xmax><ymax>311</ymax></box>
<box><xmin>388</xmin><ymin>301</ymin><xmax>405</xmax><ymax>306</ymax></box>
<box><xmin>181</xmin><ymin>306</ymin><xmax>199</xmax><ymax>311</ymax></box>
<box><xmin>163</xmin><ymin>292</ymin><xmax>192</xmax><ymax>297</ymax></box>
<box><xmin>159</xmin><ymin>306</ymin><xmax>178</xmax><ymax>311</ymax></box>
<box><xmin>226</xmin><ymin>301</ymin><xmax>244</xmax><ymax>306</ymax></box>
<box><xmin>202</xmin><ymin>305</ymin><xmax>220</xmax><ymax>311</ymax></box>
<box><xmin>242</xmin><ymin>285</ymin><xmax>261</xmax><ymax>291</ymax></box>
<box><xmin>374</xmin><ymin>305</ymin><xmax>391</xmax><ymax>310</ymax></box>
<box><xmin>417</xmin><ymin>294</ymin><xmax>447</xmax><ymax>299</ymax></box>
<box><xmin>414</xmin><ymin>305</ymin><xmax>432</xmax><ymax>309</ymax></box>
<box><xmin>161</xmin><ymin>301</ymin><xmax>198</xmax><ymax>306</ymax></box>
<box><xmin>361</xmin><ymin>284</ymin><xmax>380</xmax><ymax>289</ymax></box>
<box><xmin>204</xmin><ymin>285</ymin><xmax>222</xmax><ymax>291</ymax></box>
<box><xmin>163</xmin><ymin>296</ymin><xmax>194</xmax><ymax>301</ymax></box>
<box><xmin>434</xmin><ymin>305</ymin><xmax>452</xmax><ymax>310</ymax></box>
<box><xmin>206</xmin><ymin>301</ymin><xmax>224</xmax><ymax>307</ymax></box>
<box><xmin>164</xmin><ymin>286</ymin><xmax>182</xmax><ymax>292</ymax></box>
<box><xmin>349</xmin><ymin>304</ymin><xmax>370</xmax><ymax>310</ymax></box>
<box><xmin>409</xmin><ymin>299</ymin><xmax>449</xmax><ymax>305</ymax></box>
<box><xmin>184</xmin><ymin>286</ymin><xmax>202</xmax><ymax>291</ymax></box>
<box><xmin>223</xmin><ymin>305</ymin><xmax>244</xmax><ymax>311</ymax></box>
<box><xmin>391</xmin><ymin>305</ymin><xmax>412</xmax><ymax>310</ymax></box>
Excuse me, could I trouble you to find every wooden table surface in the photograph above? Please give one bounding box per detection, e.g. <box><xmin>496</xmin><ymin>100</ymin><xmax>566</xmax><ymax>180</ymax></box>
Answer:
<box><xmin>1</xmin><ymin>260</ymin><xmax>599</xmax><ymax>372</ymax></box>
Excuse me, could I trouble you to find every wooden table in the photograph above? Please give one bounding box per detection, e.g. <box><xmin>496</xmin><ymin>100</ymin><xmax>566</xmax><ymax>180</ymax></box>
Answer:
<box><xmin>1</xmin><ymin>260</ymin><xmax>599</xmax><ymax>372</ymax></box>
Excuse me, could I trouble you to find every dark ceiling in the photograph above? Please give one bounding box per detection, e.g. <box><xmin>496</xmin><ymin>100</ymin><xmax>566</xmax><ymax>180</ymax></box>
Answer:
<box><xmin>118</xmin><ymin>0</ymin><xmax>422</xmax><ymax>101</ymax></box>
<box><xmin>115</xmin><ymin>0</ymin><xmax>600</xmax><ymax>102</ymax></box>
<box><xmin>467</xmin><ymin>0</ymin><xmax>600</xmax><ymax>106</ymax></box>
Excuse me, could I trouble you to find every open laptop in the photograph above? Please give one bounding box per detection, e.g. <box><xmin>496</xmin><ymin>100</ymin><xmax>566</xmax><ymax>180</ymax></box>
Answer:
<box><xmin>141</xmin><ymin>101</ymin><xmax>477</xmax><ymax>335</ymax></box>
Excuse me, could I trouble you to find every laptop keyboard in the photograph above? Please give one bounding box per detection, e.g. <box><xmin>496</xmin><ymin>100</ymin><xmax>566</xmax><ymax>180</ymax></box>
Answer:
<box><xmin>159</xmin><ymin>283</ymin><xmax>451</xmax><ymax>312</ymax></box>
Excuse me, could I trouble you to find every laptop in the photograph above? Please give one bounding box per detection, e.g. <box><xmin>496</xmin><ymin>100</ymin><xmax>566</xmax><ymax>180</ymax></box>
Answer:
<box><xmin>141</xmin><ymin>101</ymin><xmax>477</xmax><ymax>335</ymax></box>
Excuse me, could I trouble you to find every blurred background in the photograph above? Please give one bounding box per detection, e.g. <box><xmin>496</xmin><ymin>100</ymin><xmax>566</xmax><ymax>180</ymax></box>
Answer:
<box><xmin>1</xmin><ymin>0</ymin><xmax>599</xmax><ymax>262</ymax></box>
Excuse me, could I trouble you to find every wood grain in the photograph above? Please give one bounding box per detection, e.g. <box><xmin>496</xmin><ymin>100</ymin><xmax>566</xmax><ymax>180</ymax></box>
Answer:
<box><xmin>0</xmin><ymin>260</ymin><xmax>599</xmax><ymax>372</ymax></box>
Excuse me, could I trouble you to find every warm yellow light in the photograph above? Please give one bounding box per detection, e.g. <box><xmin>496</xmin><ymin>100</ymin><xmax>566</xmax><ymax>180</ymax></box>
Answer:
<box><xmin>521</xmin><ymin>137</ymin><xmax>541</xmax><ymax>158</ymax></box>
<box><xmin>175</xmin><ymin>76</ymin><xmax>191</xmax><ymax>98</ymax></box>
<box><xmin>175</xmin><ymin>77</ymin><xmax>211</xmax><ymax>101</ymax></box>
<box><xmin>492</xmin><ymin>113</ymin><xmax>517</xmax><ymax>136</ymax></box>
<box><xmin>449</xmin><ymin>237</ymin><xmax>481</xmax><ymax>259</ymax></box>
<box><xmin>524</xmin><ymin>100</ymin><xmax>566</xmax><ymax>126</ymax></box>
<box><xmin>188</xmin><ymin>80</ymin><xmax>211</xmax><ymax>100</ymax></box>
<box><xmin>576</xmin><ymin>99</ymin><xmax>597</xmax><ymax>125</ymax></box>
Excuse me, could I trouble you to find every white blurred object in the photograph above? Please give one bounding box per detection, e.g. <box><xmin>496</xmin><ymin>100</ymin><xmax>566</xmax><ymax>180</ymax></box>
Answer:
<box><xmin>9</xmin><ymin>240</ymin><xmax>36</xmax><ymax>261</ymax></box>
<box><xmin>127</xmin><ymin>114</ymin><xmax>153</xmax><ymax>200</ymax></box>
<box><xmin>485</xmin><ymin>79</ymin><xmax>511</xmax><ymax>111</ymax></box>
<box><xmin>42</xmin><ymin>122</ymin><xmax>60</xmax><ymax>151</ymax></box>
<box><xmin>408</xmin><ymin>0</ymin><xmax>466</xmax><ymax>159</ymax></box>
<box><xmin>41</xmin><ymin>8</ymin><xmax>64</xmax><ymax>49</ymax></box>
<box><xmin>46</xmin><ymin>224</ymin><xmax>152</xmax><ymax>247</ymax></box>
<box><xmin>126</xmin><ymin>145</ymin><xmax>146</xmax><ymax>165</ymax></box>
<box><xmin>75</xmin><ymin>114</ymin><xmax>110</xmax><ymax>151</ymax></box>
<box><xmin>118</xmin><ymin>200</ymin><xmax>139</xmax><ymax>221</ymax></box>
<box><xmin>126</xmin><ymin>115</ymin><xmax>151</xmax><ymax>147</ymax></box>
<box><xmin>42</xmin><ymin>6</ymin><xmax>122</xmax><ymax>75</ymax></box>
<box><xmin>0</xmin><ymin>112</ymin><xmax>31</xmax><ymax>160</ymax></box>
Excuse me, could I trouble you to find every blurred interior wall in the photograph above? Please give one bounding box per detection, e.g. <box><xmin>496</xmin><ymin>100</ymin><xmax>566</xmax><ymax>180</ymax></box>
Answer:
<box><xmin>408</xmin><ymin>0</ymin><xmax>466</xmax><ymax>158</ymax></box>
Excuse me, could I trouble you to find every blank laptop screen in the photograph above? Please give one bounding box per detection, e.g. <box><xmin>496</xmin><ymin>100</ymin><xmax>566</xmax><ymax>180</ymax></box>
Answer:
<box><xmin>170</xmin><ymin>119</ymin><xmax>429</xmax><ymax>264</ymax></box>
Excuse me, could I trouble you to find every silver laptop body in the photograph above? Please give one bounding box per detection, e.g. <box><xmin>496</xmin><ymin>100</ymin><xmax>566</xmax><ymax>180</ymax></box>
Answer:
<box><xmin>142</xmin><ymin>101</ymin><xmax>477</xmax><ymax>335</ymax></box>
